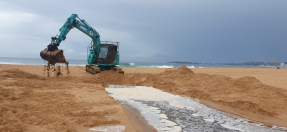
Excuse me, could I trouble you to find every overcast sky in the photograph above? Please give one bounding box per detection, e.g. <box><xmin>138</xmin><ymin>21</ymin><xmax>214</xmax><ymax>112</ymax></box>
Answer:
<box><xmin>0</xmin><ymin>0</ymin><xmax>286</xmax><ymax>63</ymax></box>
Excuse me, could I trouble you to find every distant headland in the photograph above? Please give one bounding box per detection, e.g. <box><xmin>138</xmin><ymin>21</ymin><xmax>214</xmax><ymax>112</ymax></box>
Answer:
<box><xmin>167</xmin><ymin>61</ymin><xmax>286</xmax><ymax>67</ymax></box>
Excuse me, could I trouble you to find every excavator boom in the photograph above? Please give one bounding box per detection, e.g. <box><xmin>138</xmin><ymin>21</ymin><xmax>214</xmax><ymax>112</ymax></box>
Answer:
<box><xmin>40</xmin><ymin>14</ymin><xmax>100</xmax><ymax>65</ymax></box>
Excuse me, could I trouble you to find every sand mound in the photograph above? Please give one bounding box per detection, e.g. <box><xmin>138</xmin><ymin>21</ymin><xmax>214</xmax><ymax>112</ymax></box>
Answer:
<box><xmin>113</xmin><ymin>67</ymin><xmax>287</xmax><ymax>117</ymax></box>
<box><xmin>217</xmin><ymin>100</ymin><xmax>273</xmax><ymax>116</ymax></box>
<box><xmin>177</xmin><ymin>65</ymin><xmax>195</xmax><ymax>74</ymax></box>
<box><xmin>234</xmin><ymin>76</ymin><xmax>261</xmax><ymax>84</ymax></box>
<box><xmin>92</xmin><ymin>68</ymin><xmax>283</xmax><ymax>117</ymax></box>
<box><xmin>161</xmin><ymin>65</ymin><xmax>195</xmax><ymax>78</ymax></box>
<box><xmin>165</xmin><ymin>65</ymin><xmax>194</xmax><ymax>74</ymax></box>
<box><xmin>0</xmin><ymin>69</ymin><xmax>44</xmax><ymax>79</ymax></box>
<box><xmin>136</xmin><ymin>75</ymin><xmax>159</xmax><ymax>86</ymax></box>
<box><xmin>183</xmin><ymin>89</ymin><xmax>211</xmax><ymax>99</ymax></box>
<box><xmin>97</xmin><ymin>71</ymin><xmax>129</xmax><ymax>86</ymax></box>
<box><xmin>129</xmin><ymin>74</ymin><xmax>150</xmax><ymax>84</ymax></box>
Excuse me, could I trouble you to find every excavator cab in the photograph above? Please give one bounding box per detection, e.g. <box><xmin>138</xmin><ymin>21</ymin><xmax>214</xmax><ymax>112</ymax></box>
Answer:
<box><xmin>86</xmin><ymin>41</ymin><xmax>123</xmax><ymax>74</ymax></box>
<box><xmin>97</xmin><ymin>44</ymin><xmax>118</xmax><ymax>64</ymax></box>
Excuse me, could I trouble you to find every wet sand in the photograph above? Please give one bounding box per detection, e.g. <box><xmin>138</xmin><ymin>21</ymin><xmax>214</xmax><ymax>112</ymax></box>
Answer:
<box><xmin>1</xmin><ymin>64</ymin><xmax>287</xmax><ymax>131</ymax></box>
<box><xmin>122</xmin><ymin>104</ymin><xmax>157</xmax><ymax>132</ymax></box>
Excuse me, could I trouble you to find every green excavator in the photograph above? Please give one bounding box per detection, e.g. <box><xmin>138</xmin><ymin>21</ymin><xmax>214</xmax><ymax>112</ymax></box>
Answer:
<box><xmin>40</xmin><ymin>14</ymin><xmax>124</xmax><ymax>74</ymax></box>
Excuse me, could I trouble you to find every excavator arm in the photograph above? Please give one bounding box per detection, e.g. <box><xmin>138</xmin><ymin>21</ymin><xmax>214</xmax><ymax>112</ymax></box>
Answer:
<box><xmin>40</xmin><ymin>14</ymin><xmax>100</xmax><ymax>64</ymax></box>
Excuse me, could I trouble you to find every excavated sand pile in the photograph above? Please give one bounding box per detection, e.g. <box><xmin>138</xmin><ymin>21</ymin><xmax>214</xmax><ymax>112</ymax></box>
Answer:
<box><xmin>0</xmin><ymin>69</ymin><xmax>121</xmax><ymax>132</ymax></box>
<box><xmin>1</xmin><ymin>65</ymin><xmax>287</xmax><ymax>131</ymax></box>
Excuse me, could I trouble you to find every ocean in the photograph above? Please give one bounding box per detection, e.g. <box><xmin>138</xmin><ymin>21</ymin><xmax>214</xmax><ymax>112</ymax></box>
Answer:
<box><xmin>0</xmin><ymin>57</ymin><xmax>273</xmax><ymax>68</ymax></box>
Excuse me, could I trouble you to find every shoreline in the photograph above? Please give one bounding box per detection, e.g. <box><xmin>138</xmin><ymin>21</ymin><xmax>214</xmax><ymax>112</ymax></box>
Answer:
<box><xmin>1</xmin><ymin>63</ymin><xmax>285</xmax><ymax>69</ymax></box>
<box><xmin>122</xmin><ymin>104</ymin><xmax>157</xmax><ymax>132</ymax></box>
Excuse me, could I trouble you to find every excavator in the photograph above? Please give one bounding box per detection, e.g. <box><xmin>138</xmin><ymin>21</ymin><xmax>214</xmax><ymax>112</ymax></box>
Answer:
<box><xmin>40</xmin><ymin>14</ymin><xmax>124</xmax><ymax>74</ymax></box>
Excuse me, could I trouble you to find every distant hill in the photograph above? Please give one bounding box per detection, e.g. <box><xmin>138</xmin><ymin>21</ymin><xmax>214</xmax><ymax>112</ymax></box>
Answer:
<box><xmin>167</xmin><ymin>61</ymin><xmax>285</xmax><ymax>66</ymax></box>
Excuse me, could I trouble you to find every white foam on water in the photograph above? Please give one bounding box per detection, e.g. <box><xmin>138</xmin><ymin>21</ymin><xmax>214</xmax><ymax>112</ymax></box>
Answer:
<box><xmin>149</xmin><ymin>106</ymin><xmax>161</xmax><ymax>113</ymax></box>
<box><xmin>138</xmin><ymin>65</ymin><xmax>174</xmax><ymax>68</ymax></box>
<box><xmin>129</xmin><ymin>63</ymin><xmax>135</xmax><ymax>66</ymax></box>
<box><xmin>106</xmin><ymin>86</ymin><xmax>181</xmax><ymax>132</ymax></box>
<box><xmin>157</xmin><ymin>65</ymin><xmax>174</xmax><ymax>68</ymax></box>
<box><xmin>187</xmin><ymin>66</ymin><xmax>204</xmax><ymax>68</ymax></box>
<box><xmin>0</xmin><ymin>61</ymin><xmax>22</xmax><ymax>64</ymax></box>
<box><xmin>187</xmin><ymin>106</ymin><xmax>195</xmax><ymax>111</ymax></box>
<box><xmin>187</xmin><ymin>66</ymin><xmax>195</xmax><ymax>68</ymax></box>
<box><xmin>160</xmin><ymin>119</ymin><xmax>177</xmax><ymax>127</ymax></box>
<box><xmin>204</xmin><ymin>118</ymin><xmax>214</xmax><ymax>122</ymax></box>
<box><xmin>89</xmin><ymin>125</ymin><xmax>125</xmax><ymax>132</ymax></box>
<box><xmin>106</xmin><ymin>85</ymin><xmax>287</xmax><ymax>132</ymax></box>
<box><xmin>149</xmin><ymin>106</ymin><xmax>159</xmax><ymax>110</ymax></box>
<box><xmin>160</xmin><ymin>114</ymin><xmax>168</xmax><ymax>119</ymax></box>
<box><xmin>169</xmin><ymin>101</ymin><xmax>184</xmax><ymax>108</ymax></box>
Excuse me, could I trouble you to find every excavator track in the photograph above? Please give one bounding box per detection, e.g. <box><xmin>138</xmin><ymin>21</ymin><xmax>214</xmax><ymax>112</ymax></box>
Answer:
<box><xmin>86</xmin><ymin>65</ymin><xmax>124</xmax><ymax>74</ymax></box>
<box><xmin>86</xmin><ymin>65</ymin><xmax>101</xmax><ymax>75</ymax></box>
<box><xmin>114</xmin><ymin>67</ymin><xmax>124</xmax><ymax>74</ymax></box>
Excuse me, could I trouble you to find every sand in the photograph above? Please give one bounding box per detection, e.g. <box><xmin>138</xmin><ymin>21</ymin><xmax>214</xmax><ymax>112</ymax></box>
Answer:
<box><xmin>0</xmin><ymin>65</ymin><xmax>135</xmax><ymax>132</ymax></box>
<box><xmin>1</xmin><ymin>64</ymin><xmax>287</xmax><ymax>131</ymax></box>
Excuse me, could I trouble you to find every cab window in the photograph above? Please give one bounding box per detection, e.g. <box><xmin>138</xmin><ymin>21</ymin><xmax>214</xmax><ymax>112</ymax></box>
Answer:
<box><xmin>99</xmin><ymin>47</ymin><xmax>108</xmax><ymax>59</ymax></box>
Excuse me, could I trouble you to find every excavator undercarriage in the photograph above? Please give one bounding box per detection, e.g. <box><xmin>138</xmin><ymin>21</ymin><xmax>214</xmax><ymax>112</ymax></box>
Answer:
<box><xmin>86</xmin><ymin>65</ymin><xmax>124</xmax><ymax>74</ymax></box>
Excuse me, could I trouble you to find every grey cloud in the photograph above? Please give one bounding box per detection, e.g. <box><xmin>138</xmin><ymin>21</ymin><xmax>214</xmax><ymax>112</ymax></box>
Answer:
<box><xmin>0</xmin><ymin>0</ymin><xmax>286</xmax><ymax>63</ymax></box>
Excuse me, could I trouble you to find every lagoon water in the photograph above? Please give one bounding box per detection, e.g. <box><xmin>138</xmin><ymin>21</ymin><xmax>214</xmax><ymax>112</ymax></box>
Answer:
<box><xmin>106</xmin><ymin>85</ymin><xmax>287</xmax><ymax>132</ymax></box>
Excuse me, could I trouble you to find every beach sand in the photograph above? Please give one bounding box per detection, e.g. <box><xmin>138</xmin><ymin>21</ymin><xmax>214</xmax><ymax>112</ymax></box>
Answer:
<box><xmin>1</xmin><ymin>64</ymin><xmax>287</xmax><ymax>131</ymax></box>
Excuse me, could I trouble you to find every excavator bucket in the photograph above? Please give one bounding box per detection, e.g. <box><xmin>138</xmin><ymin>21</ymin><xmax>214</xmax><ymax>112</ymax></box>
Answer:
<box><xmin>40</xmin><ymin>48</ymin><xmax>67</xmax><ymax>64</ymax></box>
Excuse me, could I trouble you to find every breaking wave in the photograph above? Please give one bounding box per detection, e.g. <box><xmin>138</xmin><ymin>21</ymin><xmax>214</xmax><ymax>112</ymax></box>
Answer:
<box><xmin>187</xmin><ymin>66</ymin><xmax>195</xmax><ymax>68</ymax></box>
<box><xmin>139</xmin><ymin>65</ymin><xmax>174</xmax><ymax>68</ymax></box>
<box><xmin>129</xmin><ymin>63</ymin><xmax>135</xmax><ymax>66</ymax></box>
